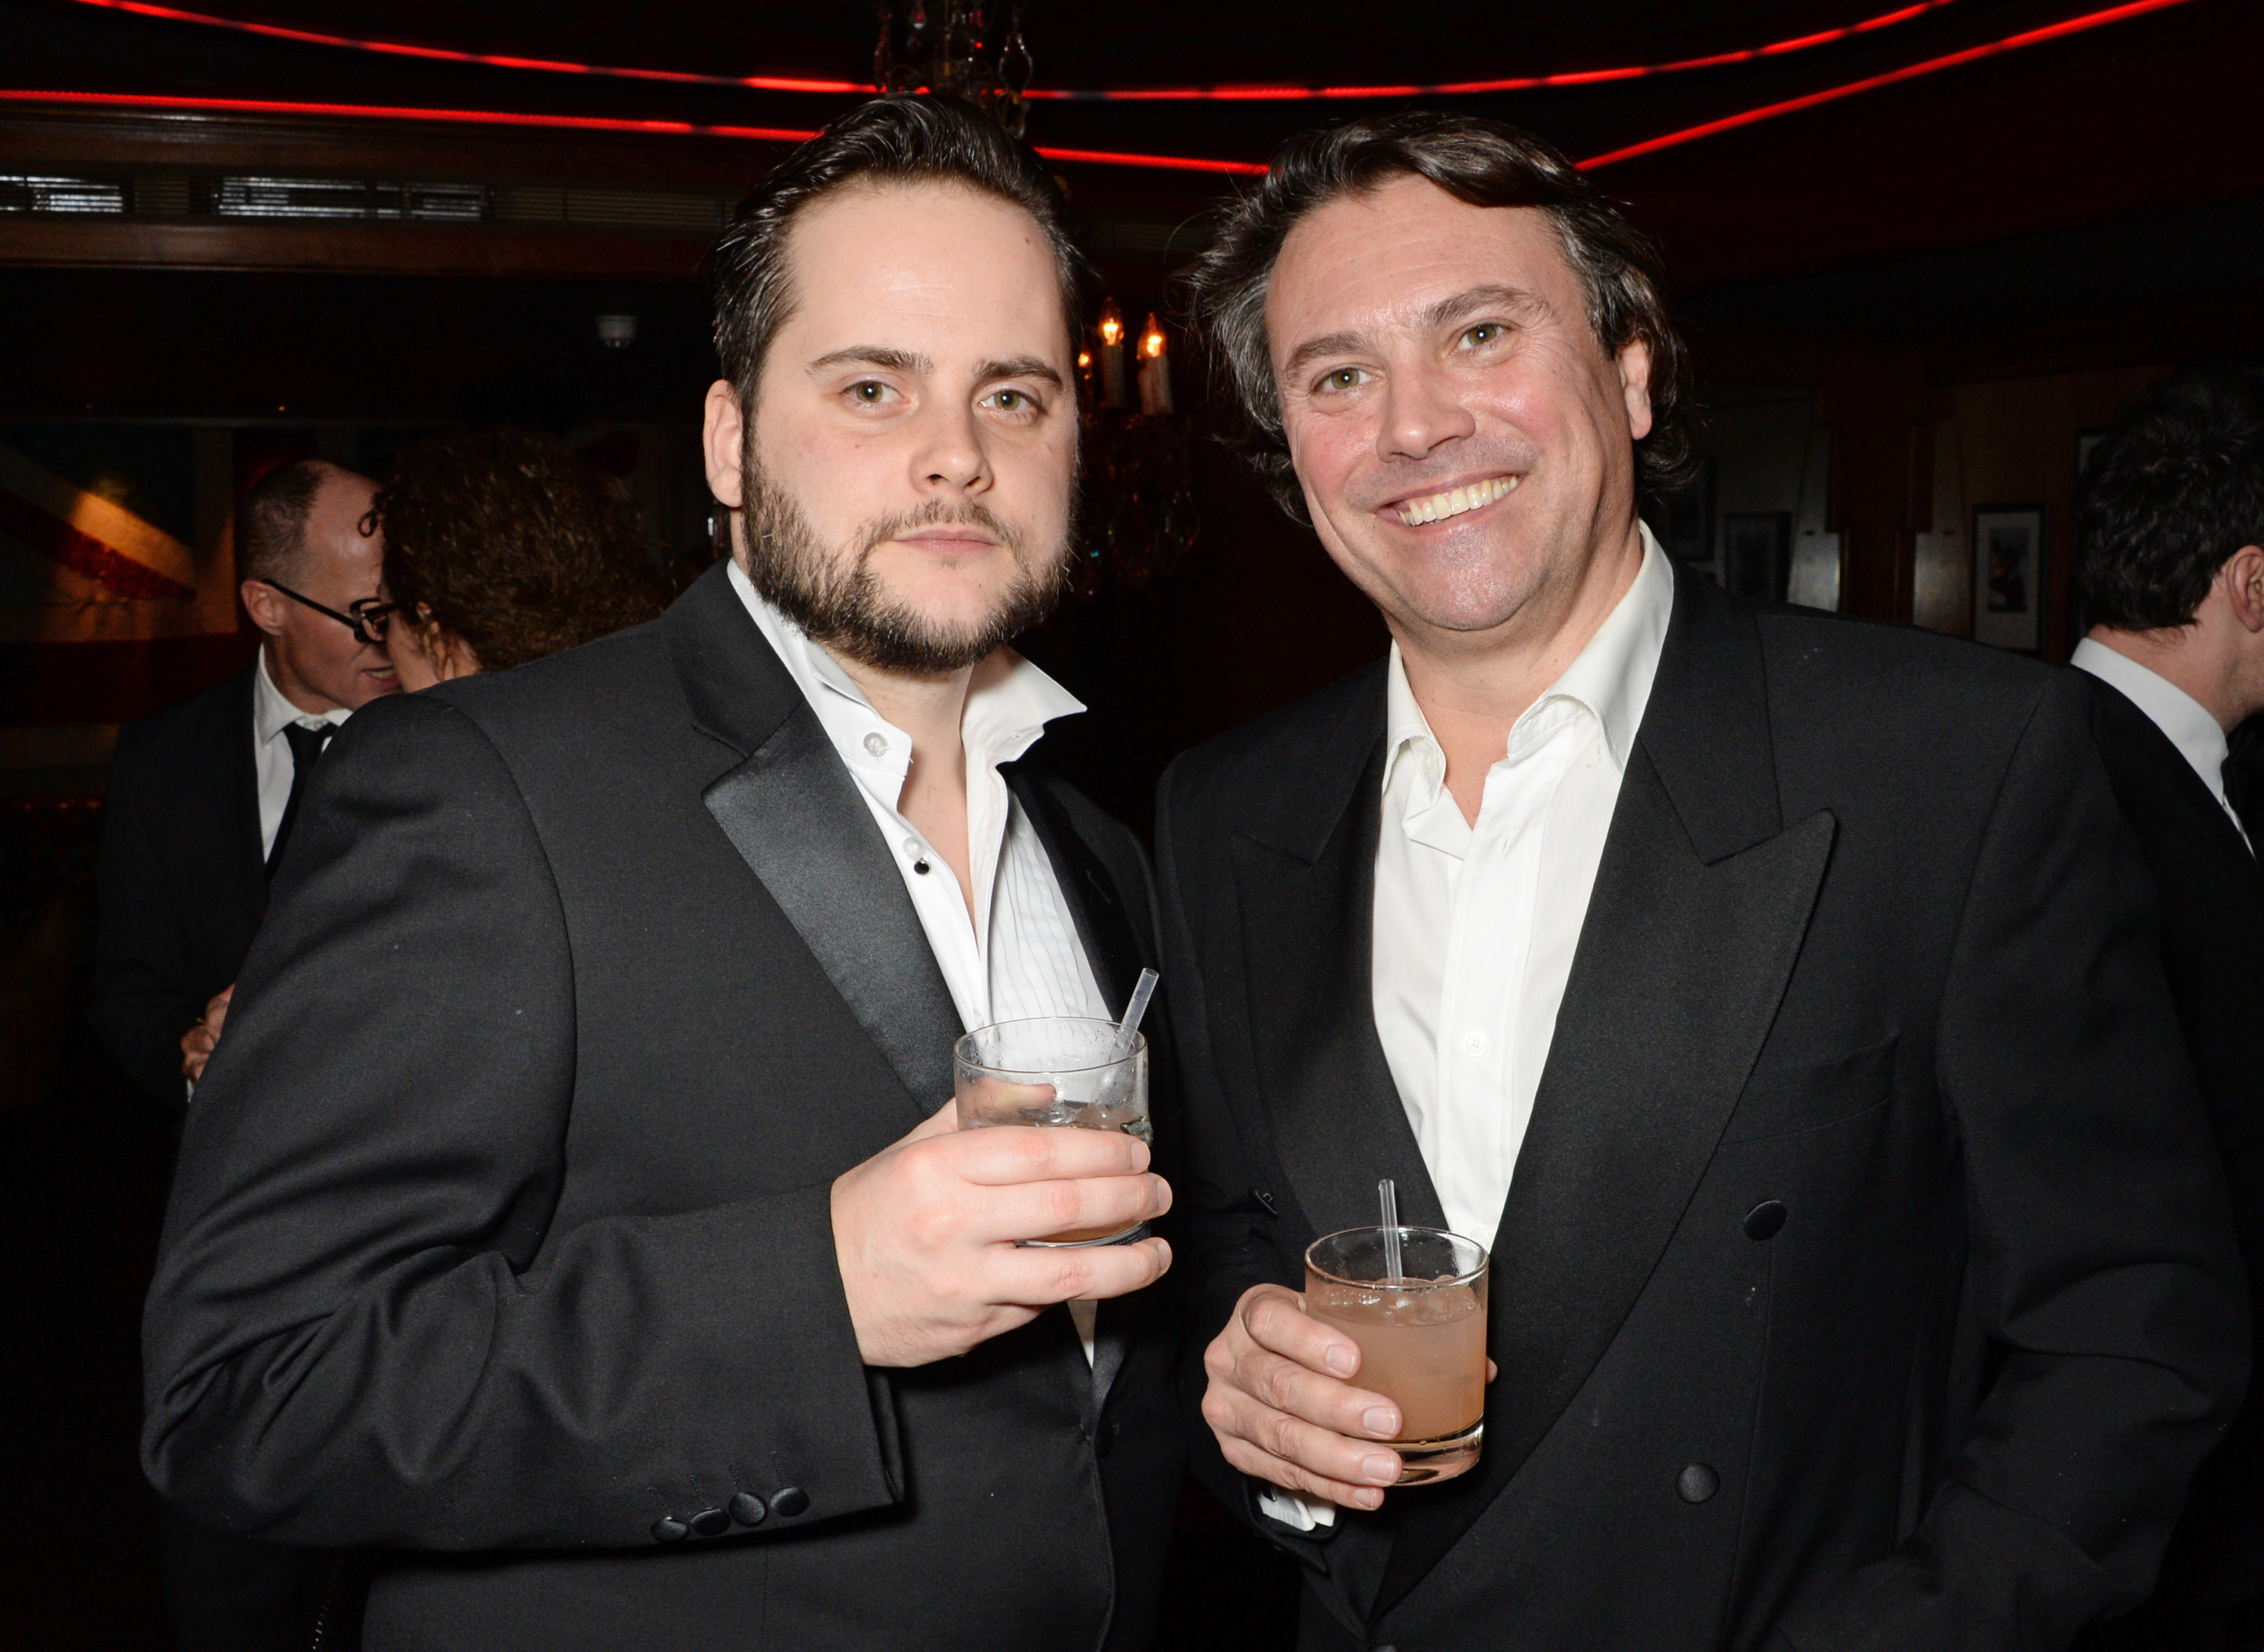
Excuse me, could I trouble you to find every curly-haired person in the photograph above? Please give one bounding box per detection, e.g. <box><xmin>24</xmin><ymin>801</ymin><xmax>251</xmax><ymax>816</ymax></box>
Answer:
<box><xmin>368</xmin><ymin>428</ymin><xmax>671</xmax><ymax>688</ymax></box>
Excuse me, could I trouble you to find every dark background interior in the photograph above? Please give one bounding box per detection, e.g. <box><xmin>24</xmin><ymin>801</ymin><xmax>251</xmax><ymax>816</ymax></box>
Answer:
<box><xmin>3</xmin><ymin>0</ymin><xmax>2261</xmax><ymax>1643</ymax></box>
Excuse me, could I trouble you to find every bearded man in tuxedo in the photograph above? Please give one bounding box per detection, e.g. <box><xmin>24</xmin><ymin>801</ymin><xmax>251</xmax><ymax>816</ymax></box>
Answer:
<box><xmin>143</xmin><ymin>96</ymin><xmax>1179</xmax><ymax>1652</ymax></box>
<box><xmin>1161</xmin><ymin>112</ymin><xmax>2245</xmax><ymax>1651</ymax></box>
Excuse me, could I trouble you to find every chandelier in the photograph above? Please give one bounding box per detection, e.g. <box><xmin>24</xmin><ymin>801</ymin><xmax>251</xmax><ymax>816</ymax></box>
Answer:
<box><xmin>873</xmin><ymin>3</ymin><xmax>1034</xmax><ymax>137</ymax></box>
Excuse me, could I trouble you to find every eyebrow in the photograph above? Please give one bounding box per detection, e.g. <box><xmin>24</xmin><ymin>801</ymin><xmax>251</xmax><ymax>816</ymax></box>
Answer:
<box><xmin>1278</xmin><ymin>284</ymin><xmax>1554</xmax><ymax>383</ymax></box>
<box><xmin>804</xmin><ymin>345</ymin><xmax>1063</xmax><ymax>390</ymax></box>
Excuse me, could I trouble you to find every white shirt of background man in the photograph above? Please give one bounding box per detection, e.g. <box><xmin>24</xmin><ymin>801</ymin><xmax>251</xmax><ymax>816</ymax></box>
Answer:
<box><xmin>251</xmin><ymin>644</ymin><xmax>353</xmax><ymax>858</ymax></box>
<box><xmin>2072</xmin><ymin>635</ymin><xmax>2255</xmax><ymax>851</ymax></box>
<box><xmin>1260</xmin><ymin>525</ymin><xmax>1675</xmax><ymax>1537</ymax></box>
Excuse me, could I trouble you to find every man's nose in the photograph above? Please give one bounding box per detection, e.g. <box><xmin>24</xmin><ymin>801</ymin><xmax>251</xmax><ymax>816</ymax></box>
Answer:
<box><xmin>1377</xmin><ymin>366</ymin><xmax>1477</xmax><ymax>463</ymax></box>
<box><xmin>910</xmin><ymin>400</ymin><xmax>991</xmax><ymax>495</ymax></box>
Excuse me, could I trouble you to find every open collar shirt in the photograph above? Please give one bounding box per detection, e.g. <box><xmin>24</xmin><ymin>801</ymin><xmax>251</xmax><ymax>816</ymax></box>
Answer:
<box><xmin>1372</xmin><ymin>525</ymin><xmax>1675</xmax><ymax>1247</ymax></box>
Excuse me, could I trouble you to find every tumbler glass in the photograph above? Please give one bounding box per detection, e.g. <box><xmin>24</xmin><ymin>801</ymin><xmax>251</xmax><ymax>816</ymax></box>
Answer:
<box><xmin>954</xmin><ymin>1016</ymin><xmax>1149</xmax><ymax>1247</ymax></box>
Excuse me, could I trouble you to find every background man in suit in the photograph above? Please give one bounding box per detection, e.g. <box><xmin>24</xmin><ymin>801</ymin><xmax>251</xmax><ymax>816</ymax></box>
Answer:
<box><xmin>142</xmin><ymin>97</ymin><xmax>1180</xmax><ymax>1652</ymax></box>
<box><xmin>1161</xmin><ymin>112</ymin><xmax>2245</xmax><ymax>1651</ymax></box>
<box><xmin>96</xmin><ymin>457</ymin><xmax>395</xmax><ymax>1107</ymax></box>
<box><xmin>2068</xmin><ymin>368</ymin><xmax>2264</xmax><ymax>1652</ymax></box>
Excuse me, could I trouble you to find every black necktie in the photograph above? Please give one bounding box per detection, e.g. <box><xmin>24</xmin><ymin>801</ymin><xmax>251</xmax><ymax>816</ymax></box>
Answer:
<box><xmin>267</xmin><ymin>721</ymin><xmax>334</xmax><ymax>878</ymax></box>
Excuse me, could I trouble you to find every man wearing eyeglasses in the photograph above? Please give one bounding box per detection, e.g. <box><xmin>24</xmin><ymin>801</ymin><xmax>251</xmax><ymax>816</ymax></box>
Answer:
<box><xmin>97</xmin><ymin>456</ymin><xmax>398</xmax><ymax>1110</ymax></box>
<box><xmin>95</xmin><ymin>454</ymin><xmax>397</xmax><ymax>1651</ymax></box>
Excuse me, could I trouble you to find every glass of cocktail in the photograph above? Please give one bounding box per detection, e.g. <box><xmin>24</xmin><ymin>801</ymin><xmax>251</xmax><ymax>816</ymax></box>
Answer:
<box><xmin>1303</xmin><ymin>1226</ymin><xmax>1489</xmax><ymax>1484</ymax></box>
<box><xmin>954</xmin><ymin>1016</ymin><xmax>1150</xmax><ymax>1247</ymax></box>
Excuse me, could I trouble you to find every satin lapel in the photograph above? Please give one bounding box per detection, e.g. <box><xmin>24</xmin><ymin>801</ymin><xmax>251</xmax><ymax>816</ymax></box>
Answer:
<box><xmin>1232</xmin><ymin>740</ymin><xmax>1447</xmax><ymax>1240</ymax></box>
<box><xmin>1376</xmin><ymin>572</ymin><xmax>1834</xmax><ymax>1619</ymax></box>
<box><xmin>666</xmin><ymin>564</ymin><xmax>961</xmax><ymax>1124</ymax></box>
<box><xmin>704</xmin><ymin>702</ymin><xmax>962</xmax><ymax>1123</ymax></box>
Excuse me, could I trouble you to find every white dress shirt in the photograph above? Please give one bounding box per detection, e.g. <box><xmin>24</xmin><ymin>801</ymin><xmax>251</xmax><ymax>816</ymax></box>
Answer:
<box><xmin>1373</xmin><ymin>526</ymin><xmax>1675</xmax><ymax>1245</ymax></box>
<box><xmin>728</xmin><ymin>564</ymin><xmax>1112</xmax><ymax>1359</ymax></box>
<box><xmin>2072</xmin><ymin>636</ymin><xmax>2253</xmax><ymax>851</ymax></box>
<box><xmin>1262</xmin><ymin>527</ymin><xmax>1675</xmax><ymax>1536</ymax></box>
<box><xmin>251</xmin><ymin>645</ymin><xmax>354</xmax><ymax>858</ymax></box>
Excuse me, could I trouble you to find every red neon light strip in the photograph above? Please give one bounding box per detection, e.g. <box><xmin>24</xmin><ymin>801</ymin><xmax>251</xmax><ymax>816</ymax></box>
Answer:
<box><xmin>63</xmin><ymin>0</ymin><xmax>1960</xmax><ymax>103</ymax></box>
<box><xmin>0</xmin><ymin>90</ymin><xmax>1267</xmax><ymax>174</ymax></box>
<box><xmin>1580</xmin><ymin>0</ymin><xmax>2199</xmax><ymax>168</ymax></box>
<box><xmin>0</xmin><ymin>0</ymin><xmax>2193</xmax><ymax>183</ymax></box>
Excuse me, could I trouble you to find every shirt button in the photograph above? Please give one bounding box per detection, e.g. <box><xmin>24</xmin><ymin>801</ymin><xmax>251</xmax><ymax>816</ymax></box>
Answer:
<box><xmin>863</xmin><ymin>731</ymin><xmax>888</xmax><ymax>758</ymax></box>
<box><xmin>1462</xmin><ymin>1032</ymin><xmax>1488</xmax><ymax>1055</ymax></box>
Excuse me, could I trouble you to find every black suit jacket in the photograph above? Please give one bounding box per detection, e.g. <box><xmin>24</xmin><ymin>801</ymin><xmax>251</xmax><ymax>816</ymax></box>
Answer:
<box><xmin>94</xmin><ymin>662</ymin><xmax>266</xmax><ymax>1104</ymax></box>
<box><xmin>1156</xmin><ymin>567</ymin><xmax>2246</xmax><ymax>1652</ymax></box>
<box><xmin>2076</xmin><ymin>672</ymin><xmax>2264</xmax><ymax>1633</ymax></box>
<box><xmin>142</xmin><ymin>565</ymin><xmax>1183</xmax><ymax>1652</ymax></box>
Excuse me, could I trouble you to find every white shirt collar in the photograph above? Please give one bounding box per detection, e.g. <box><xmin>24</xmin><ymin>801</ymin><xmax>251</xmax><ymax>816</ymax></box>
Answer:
<box><xmin>2071</xmin><ymin>635</ymin><xmax>2236</xmax><ymax>810</ymax></box>
<box><xmin>726</xmin><ymin>558</ymin><xmax>1083</xmax><ymax>783</ymax></box>
<box><xmin>253</xmin><ymin>645</ymin><xmax>353</xmax><ymax>744</ymax></box>
<box><xmin>1383</xmin><ymin>521</ymin><xmax>1675</xmax><ymax>798</ymax></box>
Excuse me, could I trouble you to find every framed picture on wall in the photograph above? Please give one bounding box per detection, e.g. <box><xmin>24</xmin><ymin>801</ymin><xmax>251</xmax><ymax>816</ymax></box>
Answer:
<box><xmin>1722</xmin><ymin>512</ymin><xmax>1791</xmax><ymax>603</ymax></box>
<box><xmin>1973</xmin><ymin>505</ymin><xmax>2047</xmax><ymax>652</ymax></box>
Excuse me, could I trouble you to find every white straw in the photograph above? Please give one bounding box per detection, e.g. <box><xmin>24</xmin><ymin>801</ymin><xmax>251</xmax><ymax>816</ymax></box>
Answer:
<box><xmin>1378</xmin><ymin>1177</ymin><xmax>1403</xmax><ymax>1285</ymax></box>
<box><xmin>1114</xmin><ymin>968</ymin><xmax>1159</xmax><ymax>1057</ymax></box>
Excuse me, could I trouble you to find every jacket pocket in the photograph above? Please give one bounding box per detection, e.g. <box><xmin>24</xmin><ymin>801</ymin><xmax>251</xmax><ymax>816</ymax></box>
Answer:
<box><xmin>1720</xmin><ymin>1033</ymin><xmax>1898</xmax><ymax>1143</ymax></box>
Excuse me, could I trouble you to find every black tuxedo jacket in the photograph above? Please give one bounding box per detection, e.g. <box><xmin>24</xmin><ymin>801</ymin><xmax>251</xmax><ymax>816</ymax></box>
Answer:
<box><xmin>94</xmin><ymin>662</ymin><xmax>266</xmax><ymax>1104</ymax></box>
<box><xmin>2077</xmin><ymin>673</ymin><xmax>2264</xmax><ymax>1633</ymax></box>
<box><xmin>142</xmin><ymin>565</ymin><xmax>1183</xmax><ymax>1652</ymax></box>
<box><xmin>1155</xmin><ymin>568</ymin><xmax>2246</xmax><ymax>1652</ymax></box>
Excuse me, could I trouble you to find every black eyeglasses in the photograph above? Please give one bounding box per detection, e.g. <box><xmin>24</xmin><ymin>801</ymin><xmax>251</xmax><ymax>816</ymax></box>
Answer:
<box><xmin>254</xmin><ymin>580</ymin><xmax>405</xmax><ymax>647</ymax></box>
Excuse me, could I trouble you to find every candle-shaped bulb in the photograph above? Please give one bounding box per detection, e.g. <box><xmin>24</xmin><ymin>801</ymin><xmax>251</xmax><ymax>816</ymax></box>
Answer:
<box><xmin>1098</xmin><ymin>300</ymin><xmax>1124</xmax><ymax>348</ymax></box>
<box><xmin>1140</xmin><ymin>313</ymin><xmax>1167</xmax><ymax>360</ymax></box>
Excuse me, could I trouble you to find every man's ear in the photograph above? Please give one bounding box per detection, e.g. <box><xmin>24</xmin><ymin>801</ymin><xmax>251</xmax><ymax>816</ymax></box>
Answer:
<box><xmin>1616</xmin><ymin>338</ymin><xmax>1655</xmax><ymax>444</ymax></box>
<box><xmin>238</xmin><ymin>580</ymin><xmax>286</xmax><ymax>639</ymax></box>
<box><xmin>2226</xmin><ymin>544</ymin><xmax>2264</xmax><ymax>633</ymax></box>
<box><xmin>703</xmin><ymin>380</ymin><xmax>746</xmax><ymax>509</ymax></box>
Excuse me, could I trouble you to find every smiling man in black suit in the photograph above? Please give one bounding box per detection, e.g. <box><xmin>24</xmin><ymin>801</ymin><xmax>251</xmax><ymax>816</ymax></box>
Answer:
<box><xmin>142</xmin><ymin>97</ymin><xmax>1179</xmax><ymax>1652</ymax></box>
<box><xmin>1161</xmin><ymin>112</ymin><xmax>2246</xmax><ymax>1652</ymax></box>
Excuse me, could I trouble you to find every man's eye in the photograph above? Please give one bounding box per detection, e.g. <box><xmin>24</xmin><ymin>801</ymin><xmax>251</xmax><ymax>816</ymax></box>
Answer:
<box><xmin>1465</xmin><ymin>324</ymin><xmax>1503</xmax><ymax>346</ymax></box>
<box><xmin>849</xmin><ymin>381</ymin><xmax>897</xmax><ymax>405</ymax></box>
<box><xmin>1321</xmin><ymin>367</ymin><xmax>1367</xmax><ymax>392</ymax></box>
<box><xmin>988</xmin><ymin>388</ymin><xmax>1033</xmax><ymax>412</ymax></box>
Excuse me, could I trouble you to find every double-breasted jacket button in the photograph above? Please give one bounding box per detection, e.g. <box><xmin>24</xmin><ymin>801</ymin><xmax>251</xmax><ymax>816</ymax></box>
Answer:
<box><xmin>651</xmin><ymin>1516</ymin><xmax>690</xmax><ymax>1542</ymax></box>
<box><xmin>771</xmin><ymin>1486</ymin><xmax>810</xmax><ymax>1518</ymax></box>
<box><xmin>1743</xmin><ymin>1200</ymin><xmax>1788</xmax><ymax>1241</ymax></box>
<box><xmin>1677</xmin><ymin>1463</ymin><xmax>1721</xmax><ymax>1503</ymax></box>
<box><xmin>689</xmin><ymin>1508</ymin><xmax>731</xmax><ymax>1538</ymax></box>
<box><xmin>728</xmin><ymin>1492</ymin><xmax>767</xmax><ymax>1527</ymax></box>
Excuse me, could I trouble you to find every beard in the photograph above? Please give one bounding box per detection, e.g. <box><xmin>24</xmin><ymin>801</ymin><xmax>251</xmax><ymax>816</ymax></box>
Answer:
<box><xmin>737</xmin><ymin>455</ymin><xmax>1071</xmax><ymax>676</ymax></box>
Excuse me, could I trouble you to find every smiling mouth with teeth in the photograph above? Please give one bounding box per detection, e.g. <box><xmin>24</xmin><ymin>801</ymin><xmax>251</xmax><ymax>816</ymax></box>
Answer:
<box><xmin>1392</xmin><ymin>474</ymin><xmax>1519</xmax><ymax>527</ymax></box>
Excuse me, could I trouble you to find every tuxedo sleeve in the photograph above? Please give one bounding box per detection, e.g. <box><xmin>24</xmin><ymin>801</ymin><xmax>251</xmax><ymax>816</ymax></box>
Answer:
<box><xmin>1780</xmin><ymin>672</ymin><xmax>2250</xmax><ymax>1650</ymax></box>
<box><xmin>141</xmin><ymin>692</ymin><xmax>898</xmax><ymax>1550</ymax></box>
<box><xmin>93</xmin><ymin>726</ymin><xmax>202</xmax><ymax>1105</ymax></box>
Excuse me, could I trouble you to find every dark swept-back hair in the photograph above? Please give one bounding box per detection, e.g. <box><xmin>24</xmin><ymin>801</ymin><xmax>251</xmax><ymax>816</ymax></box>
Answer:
<box><xmin>707</xmin><ymin>94</ymin><xmax>1089</xmax><ymax>405</ymax></box>
<box><xmin>2078</xmin><ymin>366</ymin><xmax>2264</xmax><ymax>631</ymax></box>
<box><xmin>239</xmin><ymin>459</ymin><xmax>335</xmax><ymax>585</ymax></box>
<box><xmin>373</xmin><ymin>429</ymin><xmax>668</xmax><ymax>672</ymax></box>
<box><xmin>1181</xmin><ymin>112</ymin><xmax>1693</xmax><ymax>516</ymax></box>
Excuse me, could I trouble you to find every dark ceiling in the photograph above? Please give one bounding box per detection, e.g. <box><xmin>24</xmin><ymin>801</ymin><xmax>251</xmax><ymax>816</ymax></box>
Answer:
<box><xmin>2</xmin><ymin>0</ymin><xmax>2241</xmax><ymax>171</ymax></box>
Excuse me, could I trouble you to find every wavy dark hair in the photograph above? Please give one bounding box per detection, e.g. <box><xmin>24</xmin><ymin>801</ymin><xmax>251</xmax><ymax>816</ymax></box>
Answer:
<box><xmin>1180</xmin><ymin>112</ymin><xmax>1694</xmax><ymax>517</ymax></box>
<box><xmin>706</xmin><ymin>94</ymin><xmax>1089</xmax><ymax>407</ymax></box>
<box><xmin>372</xmin><ymin>429</ymin><xmax>668</xmax><ymax>672</ymax></box>
<box><xmin>2077</xmin><ymin>366</ymin><xmax>2264</xmax><ymax>631</ymax></box>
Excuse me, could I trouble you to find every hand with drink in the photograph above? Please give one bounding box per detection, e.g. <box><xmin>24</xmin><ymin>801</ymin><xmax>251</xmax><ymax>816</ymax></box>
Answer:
<box><xmin>1203</xmin><ymin>1180</ymin><xmax>1490</xmax><ymax>1509</ymax></box>
<box><xmin>831</xmin><ymin>975</ymin><xmax>1172</xmax><ymax>1368</ymax></box>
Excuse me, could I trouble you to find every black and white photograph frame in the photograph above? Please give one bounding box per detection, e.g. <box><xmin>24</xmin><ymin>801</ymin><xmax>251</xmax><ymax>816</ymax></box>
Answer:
<box><xmin>1972</xmin><ymin>505</ymin><xmax>2047</xmax><ymax>652</ymax></box>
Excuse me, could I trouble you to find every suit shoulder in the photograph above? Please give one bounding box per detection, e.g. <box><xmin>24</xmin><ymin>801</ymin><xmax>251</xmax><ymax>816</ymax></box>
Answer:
<box><xmin>1751</xmin><ymin>607</ymin><xmax>2061</xmax><ymax>737</ymax></box>
<box><xmin>1164</xmin><ymin>658</ymin><xmax>1386</xmax><ymax>804</ymax></box>
<box><xmin>109</xmin><ymin>664</ymin><xmax>254</xmax><ymax>784</ymax></box>
<box><xmin>422</xmin><ymin>620</ymin><xmax>673</xmax><ymax>740</ymax></box>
